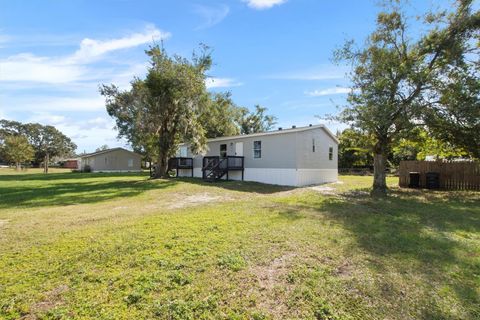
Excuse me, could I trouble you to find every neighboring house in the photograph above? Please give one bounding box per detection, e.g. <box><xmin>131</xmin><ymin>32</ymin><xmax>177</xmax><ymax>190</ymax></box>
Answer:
<box><xmin>170</xmin><ymin>124</ymin><xmax>338</xmax><ymax>186</ymax></box>
<box><xmin>80</xmin><ymin>148</ymin><xmax>142</xmax><ymax>172</ymax></box>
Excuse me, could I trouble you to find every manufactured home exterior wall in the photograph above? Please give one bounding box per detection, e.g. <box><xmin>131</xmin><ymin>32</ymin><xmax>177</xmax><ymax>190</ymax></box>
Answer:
<box><xmin>294</xmin><ymin>128</ymin><xmax>338</xmax><ymax>185</ymax></box>
<box><xmin>186</xmin><ymin>133</ymin><xmax>297</xmax><ymax>169</ymax></box>
<box><xmin>81</xmin><ymin>149</ymin><xmax>142</xmax><ymax>172</ymax></box>
<box><xmin>178</xmin><ymin>126</ymin><xmax>338</xmax><ymax>186</ymax></box>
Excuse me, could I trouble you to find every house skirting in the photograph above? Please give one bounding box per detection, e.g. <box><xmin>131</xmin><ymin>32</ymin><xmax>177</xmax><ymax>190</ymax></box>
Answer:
<box><xmin>176</xmin><ymin>168</ymin><xmax>337</xmax><ymax>187</ymax></box>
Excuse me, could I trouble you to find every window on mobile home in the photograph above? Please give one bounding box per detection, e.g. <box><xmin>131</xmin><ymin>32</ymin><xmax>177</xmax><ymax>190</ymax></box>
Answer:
<box><xmin>253</xmin><ymin>141</ymin><xmax>261</xmax><ymax>158</ymax></box>
<box><xmin>220</xmin><ymin>144</ymin><xmax>227</xmax><ymax>158</ymax></box>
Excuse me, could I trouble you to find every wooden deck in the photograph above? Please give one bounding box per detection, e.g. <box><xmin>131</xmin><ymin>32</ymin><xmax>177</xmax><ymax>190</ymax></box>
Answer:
<box><xmin>168</xmin><ymin>157</ymin><xmax>194</xmax><ymax>177</ymax></box>
<box><xmin>168</xmin><ymin>156</ymin><xmax>245</xmax><ymax>181</ymax></box>
<box><xmin>202</xmin><ymin>156</ymin><xmax>244</xmax><ymax>181</ymax></box>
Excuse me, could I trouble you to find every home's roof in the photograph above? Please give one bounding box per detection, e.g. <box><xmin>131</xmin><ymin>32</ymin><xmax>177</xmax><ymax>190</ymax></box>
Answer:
<box><xmin>181</xmin><ymin>124</ymin><xmax>339</xmax><ymax>145</ymax></box>
<box><xmin>80</xmin><ymin>147</ymin><xmax>141</xmax><ymax>158</ymax></box>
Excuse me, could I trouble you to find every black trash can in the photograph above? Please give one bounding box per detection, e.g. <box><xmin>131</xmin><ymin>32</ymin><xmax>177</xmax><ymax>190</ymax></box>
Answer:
<box><xmin>408</xmin><ymin>172</ymin><xmax>420</xmax><ymax>188</ymax></box>
<box><xmin>426</xmin><ymin>172</ymin><xmax>440</xmax><ymax>189</ymax></box>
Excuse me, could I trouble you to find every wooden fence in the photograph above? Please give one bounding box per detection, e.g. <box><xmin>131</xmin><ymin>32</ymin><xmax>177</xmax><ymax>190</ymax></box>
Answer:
<box><xmin>399</xmin><ymin>161</ymin><xmax>480</xmax><ymax>190</ymax></box>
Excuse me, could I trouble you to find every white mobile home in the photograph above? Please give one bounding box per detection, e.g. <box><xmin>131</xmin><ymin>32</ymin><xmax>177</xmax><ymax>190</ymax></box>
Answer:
<box><xmin>170</xmin><ymin>124</ymin><xmax>338</xmax><ymax>186</ymax></box>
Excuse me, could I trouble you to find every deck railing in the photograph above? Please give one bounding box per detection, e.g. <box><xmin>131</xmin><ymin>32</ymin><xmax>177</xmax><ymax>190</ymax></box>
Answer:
<box><xmin>168</xmin><ymin>157</ymin><xmax>193</xmax><ymax>169</ymax></box>
<box><xmin>202</xmin><ymin>156</ymin><xmax>244</xmax><ymax>170</ymax></box>
<box><xmin>227</xmin><ymin>156</ymin><xmax>244</xmax><ymax>169</ymax></box>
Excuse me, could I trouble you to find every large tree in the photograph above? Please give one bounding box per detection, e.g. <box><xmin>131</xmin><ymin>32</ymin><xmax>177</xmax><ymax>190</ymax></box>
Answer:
<box><xmin>1</xmin><ymin>135</ymin><xmax>35</xmax><ymax>170</ymax></box>
<box><xmin>200</xmin><ymin>92</ymin><xmax>242</xmax><ymax>138</ymax></box>
<box><xmin>23</xmin><ymin>124</ymin><xmax>77</xmax><ymax>173</ymax></box>
<box><xmin>238</xmin><ymin>105</ymin><xmax>277</xmax><ymax>134</ymax></box>
<box><xmin>335</xmin><ymin>0</ymin><xmax>478</xmax><ymax>195</ymax></box>
<box><xmin>0</xmin><ymin>120</ymin><xmax>76</xmax><ymax>173</ymax></box>
<box><xmin>101</xmin><ymin>45</ymin><xmax>212</xmax><ymax>178</ymax></box>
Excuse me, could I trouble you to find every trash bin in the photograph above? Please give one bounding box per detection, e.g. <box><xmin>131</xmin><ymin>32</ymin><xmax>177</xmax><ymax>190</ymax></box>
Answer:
<box><xmin>408</xmin><ymin>172</ymin><xmax>420</xmax><ymax>188</ymax></box>
<box><xmin>426</xmin><ymin>172</ymin><xmax>440</xmax><ymax>189</ymax></box>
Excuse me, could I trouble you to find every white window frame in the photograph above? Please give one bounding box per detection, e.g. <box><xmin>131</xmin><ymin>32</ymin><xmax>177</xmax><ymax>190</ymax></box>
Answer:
<box><xmin>328</xmin><ymin>146</ymin><xmax>333</xmax><ymax>161</ymax></box>
<box><xmin>128</xmin><ymin>159</ymin><xmax>133</xmax><ymax>167</ymax></box>
<box><xmin>220</xmin><ymin>144</ymin><xmax>227</xmax><ymax>158</ymax></box>
<box><xmin>253</xmin><ymin>140</ymin><xmax>262</xmax><ymax>159</ymax></box>
<box><xmin>312</xmin><ymin>138</ymin><xmax>316</xmax><ymax>152</ymax></box>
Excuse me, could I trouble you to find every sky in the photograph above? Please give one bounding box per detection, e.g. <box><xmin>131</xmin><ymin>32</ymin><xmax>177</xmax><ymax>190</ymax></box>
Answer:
<box><xmin>0</xmin><ymin>0</ymin><xmax>450</xmax><ymax>153</ymax></box>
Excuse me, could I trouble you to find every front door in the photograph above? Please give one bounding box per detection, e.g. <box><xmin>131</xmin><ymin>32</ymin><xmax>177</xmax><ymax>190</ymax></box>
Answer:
<box><xmin>235</xmin><ymin>142</ymin><xmax>243</xmax><ymax>156</ymax></box>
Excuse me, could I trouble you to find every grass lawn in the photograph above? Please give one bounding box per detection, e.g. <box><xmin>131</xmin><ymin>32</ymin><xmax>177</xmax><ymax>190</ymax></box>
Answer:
<box><xmin>0</xmin><ymin>169</ymin><xmax>479</xmax><ymax>319</ymax></box>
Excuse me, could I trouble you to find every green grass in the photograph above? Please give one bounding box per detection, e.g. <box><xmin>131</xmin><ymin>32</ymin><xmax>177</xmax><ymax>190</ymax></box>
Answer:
<box><xmin>0</xmin><ymin>169</ymin><xmax>479</xmax><ymax>319</ymax></box>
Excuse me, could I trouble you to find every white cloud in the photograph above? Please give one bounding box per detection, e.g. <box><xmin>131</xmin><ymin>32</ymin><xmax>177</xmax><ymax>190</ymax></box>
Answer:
<box><xmin>0</xmin><ymin>33</ymin><xmax>11</xmax><ymax>47</ymax></box>
<box><xmin>305</xmin><ymin>87</ymin><xmax>351</xmax><ymax>96</ymax></box>
<box><xmin>0</xmin><ymin>53</ymin><xmax>88</xmax><ymax>84</ymax></box>
<box><xmin>27</xmin><ymin>113</ymin><xmax>66</xmax><ymax>125</ymax></box>
<box><xmin>0</xmin><ymin>26</ymin><xmax>165</xmax><ymax>152</ymax></box>
<box><xmin>68</xmin><ymin>25</ymin><xmax>169</xmax><ymax>64</ymax></box>
<box><xmin>1</xmin><ymin>95</ymin><xmax>105</xmax><ymax>112</ymax></box>
<box><xmin>194</xmin><ymin>4</ymin><xmax>230</xmax><ymax>30</ymax></box>
<box><xmin>205</xmin><ymin>77</ymin><xmax>243</xmax><ymax>89</ymax></box>
<box><xmin>83</xmin><ymin>117</ymin><xmax>114</xmax><ymax>130</ymax></box>
<box><xmin>55</xmin><ymin>120</ymin><xmax>124</xmax><ymax>153</ymax></box>
<box><xmin>19</xmin><ymin>112</ymin><xmax>122</xmax><ymax>153</ymax></box>
<box><xmin>0</xmin><ymin>25</ymin><xmax>169</xmax><ymax>84</ymax></box>
<box><xmin>243</xmin><ymin>0</ymin><xmax>287</xmax><ymax>9</ymax></box>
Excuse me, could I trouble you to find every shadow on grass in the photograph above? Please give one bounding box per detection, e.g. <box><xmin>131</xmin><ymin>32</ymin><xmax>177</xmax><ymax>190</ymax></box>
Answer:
<box><xmin>282</xmin><ymin>188</ymin><xmax>480</xmax><ymax>318</ymax></box>
<box><xmin>172</xmin><ymin>177</ymin><xmax>295</xmax><ymax>194</ymax></box>
<box><xmin>0</xmin><ymin>174</ymin><xmax>177</xmax><ymax>209</ymax></box>
<box><xmin>0</xmin><ymin>171</ymin><xmax>150</xmax><ymax>181</ymax></box>
<box><xmin>0</xmin><ymin>172</ymin><xmax>293</xmax><ymax>209</ymax></box>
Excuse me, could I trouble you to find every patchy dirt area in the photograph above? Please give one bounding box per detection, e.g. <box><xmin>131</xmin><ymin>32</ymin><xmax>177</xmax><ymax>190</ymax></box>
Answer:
<box><xmin>168</xmin><ymin>193</ymin><xmax>230</xmax><ymax>209</ymax></box>
<box><xmin>23</xmin><ymin>285</ymin><xmax>69</xmax><ymax>319</ymax></box>
<box><xmin>309</xmin><ymin>185</ymin><xmax>337</xmax><ymax>195</ymax></box>
<box><xmin>251</xmin><ymin>253</ymin><xmax>297</xmax><ymax>317</ymax></box>
<box><xmin>333</xmin><ymin>260</ymin><xmax>353</xmax><ymax>278</ymax></box>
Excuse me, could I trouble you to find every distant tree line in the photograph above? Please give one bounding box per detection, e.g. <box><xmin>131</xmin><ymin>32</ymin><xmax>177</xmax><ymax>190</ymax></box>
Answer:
<box><xmin>101</xmin><ymin>45</ymin><xmax>276</xmax><ymax>178</ymax></box>
<box><xmin>337</xmin><ymin>127</ymin><xmax>471</xmax><ymax>170</ymax></box>
<box><xmin>0</xmin><ymin>120</ymin><xmax>76</xmax><ymax>172</ymax></box>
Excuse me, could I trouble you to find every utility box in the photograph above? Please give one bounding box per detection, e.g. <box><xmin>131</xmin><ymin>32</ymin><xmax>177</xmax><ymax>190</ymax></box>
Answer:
<box><xmin>408</xmin><ymin>172</ymin><xmax>420</xmax><ymax>188</ymax></box>
<box><xmin>426</xmin><ymin>172</ymin><xmax>440</xmax><ymax>189</ymax></box>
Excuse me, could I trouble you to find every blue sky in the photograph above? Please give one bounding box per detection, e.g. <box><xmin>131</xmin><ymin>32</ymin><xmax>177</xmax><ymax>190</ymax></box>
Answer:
<box><xmin>0</xmin><ymin>0</ymin><xmax>448</xmax><ymax>153</ymax></box>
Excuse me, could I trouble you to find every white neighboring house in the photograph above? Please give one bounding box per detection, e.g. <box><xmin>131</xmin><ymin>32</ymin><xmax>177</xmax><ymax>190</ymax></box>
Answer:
<box><xmin>80</xmin><ymin>148</ymin><xmax>142</xmax><ymax>172</ymax></box>
<box><xmin>170</xmin><ymin>124</ymin><xmax>338</xmax><ymax>186</ymax></box>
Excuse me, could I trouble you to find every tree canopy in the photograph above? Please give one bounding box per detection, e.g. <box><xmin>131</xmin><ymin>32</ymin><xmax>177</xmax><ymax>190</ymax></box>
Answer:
<box><xmin>335</xmin><ymin>0</ymin><xmax>479</xmax><ymax>195</ymax></box>
<box><xmin>101</xmin><ymin>45</ymin><xmax>212</xmax><ymax>178</ymax></box>
<box><xmin>0</xmin><ymin>135</ymin><xmax>35</xmax><ymax>170</ymax></box>
<box><xmin>238</xmin><ymin>105</ymin><xmax>277</xmax><ymax>135</ymax></box>
<box><xmin>0</xmin><ymin>119</ymin><xmax>76</xmax><ymax>173</ymax></box>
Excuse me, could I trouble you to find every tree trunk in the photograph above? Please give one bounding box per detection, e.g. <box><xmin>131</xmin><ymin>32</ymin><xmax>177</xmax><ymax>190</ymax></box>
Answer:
<box><xmin>44</xmin><ymin>153</ymin><xmax>49</xmax><ymax>174</ymax></box>
<box><xmin>372</xmin><ymin>142</ymin><xmax>388</xmax><ymax>196</ymax></box>
<box><xmin>15</xmin><ymin>162</ymin><xmax>21</xmax><ymax>171</ymax></box>
<box><xmin>154</xmin><ymin>152</ymin><xmax>169</xmax><ymax>178</ymax></box>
